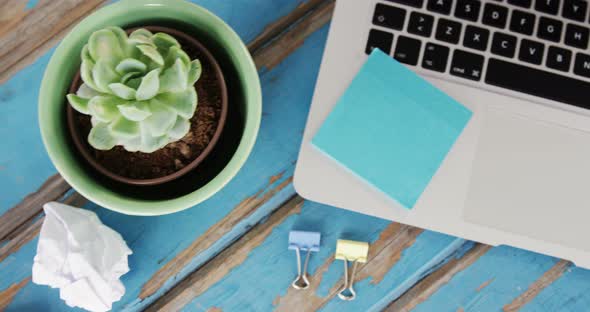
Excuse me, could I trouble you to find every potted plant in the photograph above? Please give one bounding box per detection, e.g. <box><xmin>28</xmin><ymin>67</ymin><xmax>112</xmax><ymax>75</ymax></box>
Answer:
<box><xmin>39</xmin><ymin>0</ymin><xmax>262</xmax><ymax>215</ymax></box>
<box><xmin>66</xmin><ymin>26</ymin><xmax>228</xmax><ymax>185</ymax></box>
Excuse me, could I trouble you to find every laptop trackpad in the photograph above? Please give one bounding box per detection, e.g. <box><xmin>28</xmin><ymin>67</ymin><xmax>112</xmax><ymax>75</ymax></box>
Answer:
<box><xmin>464</xmin><ymin>107</ymin><xmax>590</xmax><ymax>251</ymax></box>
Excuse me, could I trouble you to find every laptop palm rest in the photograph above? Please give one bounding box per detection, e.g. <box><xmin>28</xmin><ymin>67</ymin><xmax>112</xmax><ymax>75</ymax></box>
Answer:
<box><xmin>464</xmin><ymin>107</ymin><xmax>590</xmax><ymax>251</ymax></box>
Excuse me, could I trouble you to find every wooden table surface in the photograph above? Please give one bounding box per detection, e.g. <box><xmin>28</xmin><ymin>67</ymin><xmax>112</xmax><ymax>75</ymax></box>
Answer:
<box><xmin>1</xmin><ymin>0</ymin><xmax>590</xmax><ymax>311</ymax></box>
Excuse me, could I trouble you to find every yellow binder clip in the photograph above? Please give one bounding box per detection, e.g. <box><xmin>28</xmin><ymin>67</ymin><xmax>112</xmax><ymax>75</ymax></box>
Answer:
<box><xmin>335</xmin><ymin>239</ymin><xmax>369</xmax><ymax>301</ymax></box>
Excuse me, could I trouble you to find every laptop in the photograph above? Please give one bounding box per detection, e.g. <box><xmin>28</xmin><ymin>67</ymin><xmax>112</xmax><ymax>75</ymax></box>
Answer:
<box><xmin>295</xmin><ymin>0</ymin><xmax>590</xmax><ymax>268</ymax></box>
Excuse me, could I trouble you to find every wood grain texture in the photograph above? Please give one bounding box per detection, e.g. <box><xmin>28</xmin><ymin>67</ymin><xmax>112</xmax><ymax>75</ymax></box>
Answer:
<box><xmin>0</xmin><ymin>191</ymin><xmax>87</xmax><ymax>263</ymax></box>
<box><xmin>503</xmin><ymin>260</ymin><xmax>571</xmax><ymax>312</ymax></box>
<box><xmin>0</xmin><ymin>0</ymin><xmax>106</xmax><ymax>84</ymax></box>
<box><xmin>254</xmin><ymin>0</ymin><xmax>334</xmax><ymax>71</ymax></box>
<box><xmin>247</xmin><ymin>0</ymin><xmax>331</xmax><ymax>53</ymax></box>
<box><xmin>0</xmin><ymin>174</ymin><xmax>69</xmax><ymax>241</ymax></box>
<box><xmin>406</xmin><ymin>246</ymin><xmax>568</xmax><ymax>312</ymax></box>
<box><xmin>146</xmin><ymin>196</ymin><xmax>305</xmax><ymax>311</ymax></box>
<box><xmin>0</xmin><ymin>277</ymin><xmax>30</xmax><ymax>311</ymax></box>
<box><xmin>139</xmin><ymin>175</ymin><xmax>292</xmax><ymax>299</ymax></box>
<box><xmin>384</xmin><ymin>243</ymin><xmax>492</xmax><ymax>312</ymax></box>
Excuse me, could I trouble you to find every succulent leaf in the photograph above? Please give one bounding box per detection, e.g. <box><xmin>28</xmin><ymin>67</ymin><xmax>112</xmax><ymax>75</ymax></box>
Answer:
<box><xmin>152</xmin><ymin>33</ymin><xmax>180</xmax><ymax>53</ymax></box>
<box><xmin>108</xmin><ymin>83</ymin><xmax>136</xmax><ymax>100</ymax></box>
<box><xmin>92</xmin><ymin>59</ymin><xmax>120</xmax><ymax>92</ymax></box>
<box><xmin>160</xmin><ymin>58</ymin><xmax>188</xmax><ymax>93</ymax></box>
<box><xmin>187</xmin><ymin>59</ymin><xmax>202</xmax><ymax>86</ymax></box>
<box><xmin>116</xmin><ymin>58</ymin><xmax>147</xmax><ymax>75</ymax></box>
<box><xmin>136</xmin><ymin>68</ymin><xmax>160</xmax><ymax>100</ymax></box>
<box><xmin>76</xmin><ymin>83</ymin><xmax>101</xmax><ymax>99</ymax></box>
<box><xmin>66</xmin><ymin>94</ymin><xmax>90</xmax><ymax>114</ymax></box>
<box><xmin>88</xmin><ymin>96</ymin><xmax>120</xmax><ymax>122</ymax></box>
<box><xmin>88</xmin><ymin>29</ymin><xmax>124</xmax><ymax>61</ymax></box>
<box><xmin>137</xmin><ymin>44</ymin><xmax>164</xmax><ymax>66</ymax></box>
<box><xmin>168</xmin><ymin>116</ymin><xmax>191</xmax><ymax>140</ymax></box>
<box><xmin>157</xmin><ymin>88</ymin><xmax>197</xmax><ymax>119</ymax></box>
<box><xmin>67</xmin><ymin>26</ymin><xmax>203</xmax><ymax>153</ymax></box>
<box><xmin>145</xmin><ymin>100</ymin><xmax>177</xmax><ymax>137</ymax></box>
<box><xmin>118</xmin><ymin>102</ymin><xmax>151</xmax><ymax>121</ymax></box>
<box><xmin>109</xmin><ymin>116</ymin><xmax>140</xmax><ymax>139</ymax></box>
<box><xmin>88</xmin><ymin>123</ymin><xmax>116</xmax><ymax>150</ymax></box>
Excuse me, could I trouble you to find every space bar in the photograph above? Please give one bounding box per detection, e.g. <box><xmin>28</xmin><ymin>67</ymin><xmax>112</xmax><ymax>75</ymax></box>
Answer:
<box><xmin>485</xmin><ymin>58</ymin><xmax>590</xmax><ymax>110</ymax></box>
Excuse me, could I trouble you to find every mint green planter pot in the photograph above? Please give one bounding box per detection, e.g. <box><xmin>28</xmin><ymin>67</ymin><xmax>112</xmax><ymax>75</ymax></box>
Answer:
<box><xmin>39</xmin><ymin>0</ymin><xmax>261</xmax><ymax>215</ymax></box>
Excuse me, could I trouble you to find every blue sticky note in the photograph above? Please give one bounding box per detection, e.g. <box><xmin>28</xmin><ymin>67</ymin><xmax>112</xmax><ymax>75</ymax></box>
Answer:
<box><xmin>312</xmin><ymin>49</ymin><xmax>472</xmax><ymax>209</ymax></box>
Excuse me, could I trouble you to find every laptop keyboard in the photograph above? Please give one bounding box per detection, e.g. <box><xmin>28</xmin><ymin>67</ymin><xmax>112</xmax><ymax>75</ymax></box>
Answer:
<box><xmin>366</xmin><ymin>0</ymin><xmax>590</xmax><ymax>110</ymax></box>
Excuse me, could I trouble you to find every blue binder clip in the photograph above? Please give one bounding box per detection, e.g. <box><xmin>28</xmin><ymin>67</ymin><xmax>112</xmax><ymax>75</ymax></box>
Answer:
<box><xmin>288</xmin><ymin>231</ymin><xmax>321</xmax><ymax>289</ymax></box>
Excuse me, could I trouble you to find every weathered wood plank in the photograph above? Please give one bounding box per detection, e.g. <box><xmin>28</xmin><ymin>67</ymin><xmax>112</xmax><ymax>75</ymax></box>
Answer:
<box><xmin>517</xmin><ymin>265</ymin><xmax>590</xmax><ymax>311</ymax></box>
<box><xmin>502</xmin><ymin>260</ymin><xmax>571</xmax><ymax>312</ymax></box>
<box><xmin>139</xmin><ymin>175</ymin><xmax>292</xmax><ymax>299</ymax></box>
<box><xmin>0</xmin><ymin>277</ymin><xmax>29</xmax><ymax>311</ymax></box>
<box><xmin>0</xmin><ymin>174</ymin><xmax>69</xmax><ymax>242</ymax></box>
<box><xmin>384</xmin><ymin>243</ymin><xmax>492</xmax><ymax>312</ymax></box>
<box><xmin>0</xmin><ymin>191</ymin><xmax>87</xmax><ymax>263</ymax></box>
<box><xmin>254</xmin><ymin>0</ymin><xmax>335</xmax><ymax>71</ymax></box>
<box><xmin>147</xmin><ymin>197</ymin><xmax>464</xmax><ymax>311</ymax></box>
<box><xmin>0</xmin><ymin>0</ymin><xmax>106</xmax><ymax>84</ymax></box>
<box><xmin>402</xmin><ymin>246</ymin><xmax>566</xmax><ymax>311</ymax></box>
<box><xmin>247</xmin><ymin>0</ymin><xmax>332</xmax><ymax>53</ymax></box>
<box><xmin>146</xmin><ymin>195</ymin><xmax>306</xmax><ymax>311</ymax></box>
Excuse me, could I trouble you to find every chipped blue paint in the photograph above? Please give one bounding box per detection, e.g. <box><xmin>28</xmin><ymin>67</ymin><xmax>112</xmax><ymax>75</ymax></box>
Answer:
<box><xmin>520</xmin><ymin>264</ymin><xmax>590</xmax><ymax>312</ymax></box>
<box><xmin>25</xmin><ymin>0</ymin><xmax>40</xmax><ymax>10</ymax></box>
<box><xmin>412</xmin><ymin>246</ymin><xmax>562</xmax><ymax>312</ymax></box>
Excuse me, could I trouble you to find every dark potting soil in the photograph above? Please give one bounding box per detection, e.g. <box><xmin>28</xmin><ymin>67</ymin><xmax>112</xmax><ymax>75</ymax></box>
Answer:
<box><xmin>73</xmin><ymin>32</ymin><xmax>223</xmax><ymax>180</ymax></box>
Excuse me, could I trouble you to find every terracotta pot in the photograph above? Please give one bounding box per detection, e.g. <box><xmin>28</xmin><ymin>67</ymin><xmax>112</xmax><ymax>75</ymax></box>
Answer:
<box><xmin>66</xmin><ymin>26</ymin><xmax>228</xmax><ymax>186</ymax></box>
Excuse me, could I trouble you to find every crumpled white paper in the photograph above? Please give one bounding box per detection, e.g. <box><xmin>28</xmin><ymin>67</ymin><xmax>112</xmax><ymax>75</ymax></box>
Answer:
<box><xmin>32</xmin><ymin>202</ymin><xmax>132</xmax><ymax>312</ymax></box>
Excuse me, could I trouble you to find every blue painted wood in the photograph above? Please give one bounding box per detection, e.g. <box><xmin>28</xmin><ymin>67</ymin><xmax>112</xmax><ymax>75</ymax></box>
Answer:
<box><xmin>522</xmin><ymin>266</ymin><xmax>590</xmax><ymax>311</ymax></box>
<box><xmin>412</xmin><ymin>246</ymin><xmax>562</xmax><ymax>312</ymax></box>
<box><xmin>180</xmin><ymin>198</ymin><xmax>463</xmax><ymax>312</ymax></box>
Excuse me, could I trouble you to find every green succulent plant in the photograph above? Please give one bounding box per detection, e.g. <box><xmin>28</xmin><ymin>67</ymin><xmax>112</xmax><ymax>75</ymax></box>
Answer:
<box><xmin>66</xmin><ymin>26</ymin><xmax>202</xmax><ymax>153</ymax></box>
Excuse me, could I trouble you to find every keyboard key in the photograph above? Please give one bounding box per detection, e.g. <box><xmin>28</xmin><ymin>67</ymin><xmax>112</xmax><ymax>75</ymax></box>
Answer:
<box><xmin>486</xmin><ymin>58</ymin><xmax>590</xmax><ymax>109</ymax></box>
<box><xmin>535</xmin><ymin>0</ymin><xmax>560</xmax><ymax>14</ymax></box>
<box><xmin>455</xmin><ymin>0</ymin><xmax>481</xmax><ymax>21</ymax></box>
<box><xmin>450</xmin><ymin>49</ymin><xmax>485</xmax><ymax>80</ymax></box>
<box><xmin>366</xmin><ymin>29</ymin><xmax>394</xmax><ymax>54</ymax></box>
<box><xmin>508</xmin><ymin>0</ymin><xmax>532</xmax><ymax>7</ymax></box>
<box><xmin>509</xmin><ymin>10</ymin><xmax>536</xmax><ymax>35</ymax></box>
<box><xmin>574</xmin><ymin>53</ymin><xmax>590</xmax><ymax>78</ymax></box>
<box><xmin>565</xmin><ymin>23</ymin><xmax>589</xmax><ymax>49</ymax></box>
<box><xmin>386</xmin><ymin>0</ymin><xmax>425</xmax><ymax>8</ymax></box>
<box><xmin>436</xmin><ymin>18</ymin><xmax>462</xmax><ymax>43</ymax></box>
<box><xmin>519</xmin><ymin>39</ymin><xmax>545</xmax><ymax>64</ymax></box>
<box><xmin>537</xmin><ymin>17</ymin><xmax>563</xmax><ymax>42</ymax></box>
<box><xmin>491</xmin><ymin>32</ymin><xmax>517</xmax><ymax>57</ymax></box>
<box><xmin>373</xmin><ymin>4</ymin><xmax>406</xmax><ymax>30</ymax></box>
<box><xmin>463</xmin><ymin>25</ymin><xmax>490</xmax><ymax>50</ymax></box>
<box><xmin>427</xmin><ymin>0</ymin><xmax>453</xmax><ymax>14</ymax></box>
<box><xmin>562</xmin><ymin>0</ymin><xmax>587</xmax><ymax>21</ymax></box>
<box><xmin>422</xmin><ymin>43</ymin><xmax>450</xmax><ymax>72</ymax></box>
<box><xmin>546</xmin><ymin>46</ymin><xmax>572</xmax><ymax>71</ymax></box>
<box><xmin>482</xmin><ymin>3</ymin><xmax>509</xmax><ymax>28</ymax></box>
<box><xmin>408</xmin><ymin>12</ymin><xmax>435</xmax><ymax>37</ymax></box>
<box><xmin>394</xmin><ymin>36</ymin><xmax>422</xmax><ymax>65</ymax></box>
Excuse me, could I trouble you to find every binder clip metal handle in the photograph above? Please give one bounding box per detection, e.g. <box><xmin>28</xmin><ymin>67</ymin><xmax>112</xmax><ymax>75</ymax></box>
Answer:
<box><xmin>337</xmin><ymin>257</ymin><xmax>358</xmax><ymax>300</ymax></box>
<box><xmin>335</xmin><ymin>239</ymin><xmax>369</xmax><ymax>301</ymax></box>
<box><xmin>289</xmin><ymin>231</ymin><xmax>321</xmax><ymax>290</ymax></box>
<box><xmin>292</xmin><ymin>246</ymin><xmax>312</xmax><ymax>289</ymax></box>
